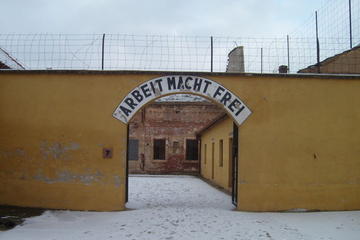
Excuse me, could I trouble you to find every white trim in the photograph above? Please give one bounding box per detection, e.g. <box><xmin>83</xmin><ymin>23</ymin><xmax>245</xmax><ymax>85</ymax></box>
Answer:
<box><xmin>113</xmin><ymin>75</ymin><xmax>251</xmax><ymax>125</ymax></box>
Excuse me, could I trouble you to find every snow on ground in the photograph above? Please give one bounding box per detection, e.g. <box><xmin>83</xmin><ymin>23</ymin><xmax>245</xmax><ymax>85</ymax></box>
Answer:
<box><xmin>1</xmin><ymin>175</ymin><xmax>360</xmax><ymax>240</ymax></box>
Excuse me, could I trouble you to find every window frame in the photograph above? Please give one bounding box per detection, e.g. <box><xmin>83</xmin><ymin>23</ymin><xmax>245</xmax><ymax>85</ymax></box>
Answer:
<box><xmin>153</xmin><ymin>138</ymin><xmax>166</xmax><ymax>161</ymax></box>
<box><xmin>185</xmin><ymin>138</ymin><xmax>199</xmax><ymax>161</ymax></box>
<box><xmin>219</xmin><ymin>139</ymin><xmax>224</xmax><ymax>167</ymax></box>
<box><xmin>128</xmin><ymin>138</ymin><xmax>139</xmax><ymax>161</ymax></box>
<box><xmin>204</xmin><ymin>143</ymin><xmax>207</xmax><ymax>164</ymax></box>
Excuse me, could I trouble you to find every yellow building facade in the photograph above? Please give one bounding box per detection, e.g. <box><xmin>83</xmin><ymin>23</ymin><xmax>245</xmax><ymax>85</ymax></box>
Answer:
<box><xmin>199</xmin><ymin>115</ymin><xmax>233</xmax><ymax>192</ymax></box>
<box><xmin>0</xmin><ymin>71</ymin><xmax>360</xmax><ymax>211</ymax></box>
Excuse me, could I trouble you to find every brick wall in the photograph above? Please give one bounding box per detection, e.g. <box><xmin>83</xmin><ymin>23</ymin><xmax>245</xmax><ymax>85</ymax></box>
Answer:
<box><xmin>128</xmin><ymin>101</ymin><xmax>224</xmax><ymax>174</ymax></box>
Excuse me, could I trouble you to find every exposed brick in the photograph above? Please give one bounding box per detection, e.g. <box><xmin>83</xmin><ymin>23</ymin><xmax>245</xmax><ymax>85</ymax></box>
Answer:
<box><xmin>129</xmin><ymin>101</ymin><xmax>224</xmax><ymax>174</ymax></box>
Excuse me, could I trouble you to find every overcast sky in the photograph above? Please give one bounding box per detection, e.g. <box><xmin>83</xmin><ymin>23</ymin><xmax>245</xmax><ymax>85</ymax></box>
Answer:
<box><xmin>1</xmin><ymin>0</ymin><xmax>324</xmax><ymax>36</ymax></box>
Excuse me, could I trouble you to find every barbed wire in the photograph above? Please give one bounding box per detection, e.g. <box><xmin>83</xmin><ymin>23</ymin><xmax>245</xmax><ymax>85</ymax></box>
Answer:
<box><xmin>291</xmin><ymin>0</ymin><xmax>360</xmax><ymax>52</ymax></box>
<box><xmin>0</xmin><ymin>1</ymin><xmax>358</xmax><ymax>74</ymax></box>
<box><xmin>1</xmin><ymin>34</ymin><xmax>358</xmax><ymax>74</ymax></box>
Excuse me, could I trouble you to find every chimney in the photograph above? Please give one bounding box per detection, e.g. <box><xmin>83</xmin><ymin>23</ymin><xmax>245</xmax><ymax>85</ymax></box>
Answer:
<box><xmin>278</xmin><ymin>65</ymin><xmax>288</xmax><ymax>74</ymax></box>
<box><xmin>226</xmin><ymin>46</ymin><xmax>245</xmax><ymax>73</ymax></box>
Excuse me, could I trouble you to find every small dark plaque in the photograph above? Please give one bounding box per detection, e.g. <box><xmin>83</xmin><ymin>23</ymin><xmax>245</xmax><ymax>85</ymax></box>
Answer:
<box><xmin>103</xmin><ymin>148</ymin><xmax>113</xmax><ymax>159</ymax></box>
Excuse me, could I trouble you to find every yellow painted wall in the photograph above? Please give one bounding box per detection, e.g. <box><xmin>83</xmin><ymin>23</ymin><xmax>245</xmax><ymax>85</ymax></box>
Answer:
<box><xmin>0</xmin><ymin>72</ymin><xmax>151</xmax><ymax>211</ymax></box>
<box><xmin>200</xmin><ymin>116</ymin><xmax>233</xmax><ymax>192</ymax></box>
<box><xmin>1</xmin><ymin>71</ymin><xmax>360</xmax><ymax>211</ymax></box>
<box><xmin>237</xmin><ymin>76</ymin><xmax>360</xmax><ymax>211</ymax></box>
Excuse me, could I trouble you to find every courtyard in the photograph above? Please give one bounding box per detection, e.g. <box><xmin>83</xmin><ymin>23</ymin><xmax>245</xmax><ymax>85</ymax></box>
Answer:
<box><xmin>0</xmin><ymin>175</ymin><xmax>359</xmax><ymax>240</ymax></box>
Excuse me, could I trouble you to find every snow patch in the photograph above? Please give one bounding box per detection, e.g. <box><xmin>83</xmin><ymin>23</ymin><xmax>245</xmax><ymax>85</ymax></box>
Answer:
<box><xmin>1</xmin><ymin>175</ymin><xmax>360</xmax><ymax>240</ymax></box>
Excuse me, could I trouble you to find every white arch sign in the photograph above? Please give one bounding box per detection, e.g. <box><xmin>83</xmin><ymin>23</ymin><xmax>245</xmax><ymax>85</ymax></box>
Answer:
<box><xmin>113</xmin><ymin>75</ymin><xmax>251</xmax><ymax>125</ymax></box>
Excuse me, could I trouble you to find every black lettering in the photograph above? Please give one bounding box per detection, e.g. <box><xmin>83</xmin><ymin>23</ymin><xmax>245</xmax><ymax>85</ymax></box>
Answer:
<box><xmin>124</xmin><ymin>97</ymin><xmax>137</xmax><ymax>110</ymax></box>
<box><xmin>220</xmin><ymin>92</ymin><xmax>232</xmax><ymax>105</ymax></box>
<box><xmin>119</xmin><ymin>105</ymin><xmax>132</xmax><ymax>117</ymax></box>
<box><xmin>155</xmin><ymin>79</ymin><xmax>163</xmax><ymax>92</ymax></box>
<box><xmin>235</xmin><ymin>106</ymin><xmax>245</xmax><ymax>116</ymax></box>
<box><xmin>193</xmin><ymin>78</ymin><xmax>202</xmax><ymax>92</ymax></box>
<box><xmin>150</xmin><ymin>81</ymin><xmax>156</xmax><ymax>94</ymax></box>
<box><xmin>185</xmin><ymin>77</ymin><xmax>193</xmax><ymax>90</ymax></box>
<box><xmin>140</xmin><ymin>84</ymin><xmax>151</xmax><ymax>98</ymax></box>
<box><xmin>177</xmin><ymin>76</ymin><xmax>184</xmax><ymax>89</ymax></box>
<box><xmin>213</xmin><ymin>86</ymin><xmax>225</xmax><ymax>99</ymax></box>
<box><xmin>167</xmin><ymin>77</ymin><xmax>176</xmax><ymax>90</ymax></box>
<box><xmin>228</xmin><ymin>99</ymin><xmax>241</xmax><ymax>113</ymax></box>
<box><xmin>203</xmin><ymin>80</ymin><xmax>212</xmax><ymax>93</ymax></box>
<box><xmin>131</xmin><ymin>90</ymin><xmax>144</xmax><ymax>103</ymax></box>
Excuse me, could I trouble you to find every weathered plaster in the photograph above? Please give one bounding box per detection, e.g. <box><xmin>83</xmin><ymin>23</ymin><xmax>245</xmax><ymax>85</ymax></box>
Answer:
<box><xmin>33</xmin><ymin>170</ymin><xmax>103</xmax><ymax>185</ymax></box>
<box><xmin>39</xmin><ymin>141</ymin><xmax>80</xmax><ymax>160</ymax></box>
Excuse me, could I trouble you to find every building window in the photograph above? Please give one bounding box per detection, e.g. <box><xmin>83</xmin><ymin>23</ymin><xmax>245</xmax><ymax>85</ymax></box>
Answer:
<box><xmin>204</xmin><ymin>144</ymin><xmax>207</xmax><ymax>164</ymax></box>
<box><xmin>173</xmin><ymin>141</ymin><xmax>179</xmax><ymax>154</ymax></box>
<box><xmin>128</xmin><ymin>139</ymin><xmax>139</xmax><ymax>161</ymax></box>
<box><xmin>211</xmin><ymin>142</ymin><xmax>215</xmax><ymax>179</ymax></box>
<box><xmin>219</xmin><ymin>139</ymin><xmax>223</xmax><ymax>167</ymax></box>
<box><xmin>153</xmin><ymin>139</ymin><xmax>166</xmax><ymax>160</ymax></box>
<box><xmin>186</xmin><ymin>139</ymin><xmax>198</xmax><ymax>161</ymax></box>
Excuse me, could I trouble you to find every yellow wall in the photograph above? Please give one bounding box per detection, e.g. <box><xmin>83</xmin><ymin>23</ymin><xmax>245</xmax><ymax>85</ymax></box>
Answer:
<box><xmin>1</xmin><ymin>71</ymin><xmax>360</xmax><ymax>211</ymax></box>
<box><xmin>200</xmin><ymin>117</ymin><xmax>233</xmax><ymax>192</ymax></box>
<box><xmin>237</xmin><ymin>76</ymin><xmax>360</xmax><ymax>211</ymax></box>
<box><xmin>0</xmin><ymin>72</ymin><xmax>147</xmax><ymax>211</ymax></box>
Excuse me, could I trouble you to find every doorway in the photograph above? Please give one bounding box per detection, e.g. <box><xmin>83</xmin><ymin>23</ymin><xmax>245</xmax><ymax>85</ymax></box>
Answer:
<box><xmin>231</xmin><ymin>122</ymin><xmax>239</xmax><ymax>206</ymax></box>
<box><xmin>125</xmin><ymin>94</ymin><xmax>228</xmax><ymax>203</ymax></box>
<box><xmin>228</xmin><ymin>137</ymin><xmax>233</xmax><ymax>189</ymax></box>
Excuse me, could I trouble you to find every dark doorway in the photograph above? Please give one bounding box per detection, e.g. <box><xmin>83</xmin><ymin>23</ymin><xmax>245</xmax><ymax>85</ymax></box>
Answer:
<box><xmin>228</xmin><ymin>138</ymin><xmax>233</xmax><ymax>189</ymax></box>
<box><xmin>211</xmin><ymin>142</ymin><xmax>215</xmax><ymax>179</ymax></box>
<box><xmin>153</xmin><ymin>139</ymin><xmax>166</xmax><ymax>160</ymax></box>
<box><xmin>186</xmin><ymin>139</ymin><xmax>199</xmax><ymax>161</ymax></box>
<box><xmin>231</xmin><ymin>122</ymin><xmax>239</xmax><ymax>206</ymax></box>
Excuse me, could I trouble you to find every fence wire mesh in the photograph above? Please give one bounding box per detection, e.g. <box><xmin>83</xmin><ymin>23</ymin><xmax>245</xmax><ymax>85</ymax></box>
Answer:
<box><xmin>0</xmin><ymin>34</ymin><xmax>358</xmax><ymax>73</ymax></box>
<box><xmin>0</xmin><ymin>0</ymin><xmax>359</xmax><ymax>74</ymax></box>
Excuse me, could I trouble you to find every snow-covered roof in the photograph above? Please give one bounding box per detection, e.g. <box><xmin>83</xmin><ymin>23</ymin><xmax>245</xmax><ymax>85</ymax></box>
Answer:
<box><xmin>155</xmin><ymin>94</ymin><xmax>209</xmax><ymax>102</ymax></box>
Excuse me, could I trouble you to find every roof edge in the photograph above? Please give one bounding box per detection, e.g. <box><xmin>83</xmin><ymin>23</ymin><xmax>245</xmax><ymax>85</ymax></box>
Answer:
<box><xmin>196</xmin><ymin>113</ymin><xmax>228</xmax><ymax>137</ymax></box>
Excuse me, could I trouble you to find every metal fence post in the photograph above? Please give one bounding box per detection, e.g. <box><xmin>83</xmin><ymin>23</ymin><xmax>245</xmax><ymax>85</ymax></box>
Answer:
<box><xmin>260</xmin><ymin>48</ymin><xmax>263</xmax><ymax>73</ymax></box>
<box><xmin>102</xmin><ymin>33</ymin><xmax>105</xmax><ymax>70</ymax></box>
<box><xmin>349</xmin><ymin>0</ymin><xmax>353</xmax><ymax>49</ymax></box>
<box><xmin>287</xmin><ymin>35</ymin><xmax>290</xmax><ymax>73</ymax></box>
<box><xmin>210</xmin><ymin>36</ymin><xmax>213</xmax><ymax>72</ymax></box>
<box><xmin>315</xmin><ymin>11</ymin><xmax>320</xmax><ymax>73</ymax></box>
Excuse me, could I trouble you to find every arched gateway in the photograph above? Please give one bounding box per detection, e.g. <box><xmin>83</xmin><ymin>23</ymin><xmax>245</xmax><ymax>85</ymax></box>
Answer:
<box><xmin>1</xmin><ymin>71</ymin><xmax>359</xmax><ymax>212</ymax></box>
<box><xmin>113</xmin><ymin>75</ymin><xmax>251</xmax><ymax>125</ymax></box>
<box><xmin>113</xmin><ymin>75</ymin><xmax>252</xmax><ymax>206</ymax></box>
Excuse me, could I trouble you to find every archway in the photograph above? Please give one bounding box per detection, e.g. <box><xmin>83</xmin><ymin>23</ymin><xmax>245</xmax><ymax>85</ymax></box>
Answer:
<box><xmin>113</xmin><ymin>75</ymin><xmax>251</xmax><ymax>126</ymax></box>
<box><xmin>113</xmin><ymin>75</ymin><xmax>252</xmax><ymax>207</ymax></box>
